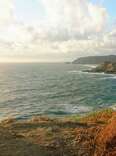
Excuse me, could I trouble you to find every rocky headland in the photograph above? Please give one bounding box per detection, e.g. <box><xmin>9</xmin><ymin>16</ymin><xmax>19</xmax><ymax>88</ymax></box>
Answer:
<box><xmin>87</xmin><ymin>61</ymin><xmax>116</xmax><ymax>74</ymax></box>
<box><xmin>0</xmin><ymin>109</ymin><xmax>116</xmax><ymax>156</ymax></box>
<box><xmin>72</xmin><ymin>55</ymin><xmax>116</xmax><ymax>64</ymax></box>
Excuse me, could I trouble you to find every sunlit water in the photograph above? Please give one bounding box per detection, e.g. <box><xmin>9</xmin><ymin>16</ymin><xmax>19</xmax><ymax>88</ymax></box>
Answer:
<box><xmin>0</xmin><ymin>63</ymin><xmax>116</xmax><ymax>120</ymax></box>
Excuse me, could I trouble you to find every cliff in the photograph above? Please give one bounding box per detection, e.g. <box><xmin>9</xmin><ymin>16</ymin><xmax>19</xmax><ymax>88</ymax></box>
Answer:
<box><xmin>73</xmin><ymin>55</ymin><xmax>116</xmax><ymax>64</ymax></box>
<box><xmin>0</xmin><ymin>109</ymin><xmax>116</xmax><ymax>156</ymax></box>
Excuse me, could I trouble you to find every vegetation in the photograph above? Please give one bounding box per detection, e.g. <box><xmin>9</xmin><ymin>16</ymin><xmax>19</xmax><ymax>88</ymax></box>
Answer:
<box><xmin>0</xmin><ymin>108</ymin><xmax>115</xmax><ymax>156</ymax></box>
<box><xmin>72</xmin><ymin>55</ymin><xmax>116</xmax><ymax>64</ymax></box>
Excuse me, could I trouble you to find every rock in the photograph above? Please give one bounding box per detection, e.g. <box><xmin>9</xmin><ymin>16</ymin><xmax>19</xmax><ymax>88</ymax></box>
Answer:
<box><xmin>90</xmin><ymin>61</ymin><xmax>116</xmax><ymax>74</ymax></box>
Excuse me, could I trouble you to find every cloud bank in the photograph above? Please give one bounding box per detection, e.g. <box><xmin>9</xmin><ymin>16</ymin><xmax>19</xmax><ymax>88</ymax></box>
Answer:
<box><xmin>0</xmin><ymin>0</ymin><xmax>115</xmax><ymax>62</ymax></box>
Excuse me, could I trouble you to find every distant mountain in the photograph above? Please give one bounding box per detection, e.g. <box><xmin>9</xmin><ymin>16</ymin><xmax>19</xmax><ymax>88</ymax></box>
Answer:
<box><xmin>72</xmin><ymin>55</ymin><xmax>116</xmax><ymax>64</ymax></box>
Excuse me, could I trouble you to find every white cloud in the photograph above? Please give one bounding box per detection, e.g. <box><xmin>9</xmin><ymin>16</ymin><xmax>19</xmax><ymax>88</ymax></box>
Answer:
<box><xmin>40</xmin><ymin>0</ymin><xmax>108</xmax><ymax>40</ymax></box>
<box><xmin>0</xmin><ymin>0</ymin><xmax>115</xmax><ymax>62</ymax></box>
<box><xmin>0</xmin><ymin>0</ymin><xmax>14</xmax><ymax>27</ymax></box>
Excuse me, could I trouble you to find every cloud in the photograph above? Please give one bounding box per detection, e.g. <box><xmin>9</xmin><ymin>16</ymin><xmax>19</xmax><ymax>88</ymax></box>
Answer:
<box><xmin>0</xmin><ymin>0</ymin><xmax>14</xmax><ymax>27</ymax></box>
<box><xmin>40</xmin><ymin>0</ymin><xmax>108</xmax><ymax>41</ymax></box>
<box><xmin>0</xmin><ymin>0</ymin><xmax>115</xmax><ymax>62</ymax></box>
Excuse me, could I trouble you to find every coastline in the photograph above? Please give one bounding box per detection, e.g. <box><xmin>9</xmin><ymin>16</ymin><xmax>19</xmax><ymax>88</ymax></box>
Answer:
<box><xmin>0</xmin><ymin>109</ymin><xmax>116</xmax><ymax>156</ymax></box>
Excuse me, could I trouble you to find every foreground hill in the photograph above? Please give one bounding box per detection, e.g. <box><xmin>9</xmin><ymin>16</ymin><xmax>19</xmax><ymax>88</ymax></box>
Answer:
<box><xmin>0</xmin><ymin>109</ymin><xmax>116</xmax><ymax>156</ymax></box>
<box><xmin>73</xmin><ymin>55</ymin><xmax>116</xmax><ymax>64</ymax></box>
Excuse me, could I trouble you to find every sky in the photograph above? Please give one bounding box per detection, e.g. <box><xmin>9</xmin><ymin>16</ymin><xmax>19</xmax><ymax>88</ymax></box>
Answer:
<box><xmin>0</xmin><ymin>0</ymin><xmax>116</xmax><ymax>62</ymax></box>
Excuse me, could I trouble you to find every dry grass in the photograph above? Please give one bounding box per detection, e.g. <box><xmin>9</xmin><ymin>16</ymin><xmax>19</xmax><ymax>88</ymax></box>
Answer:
<box><xmin>0</xmin><ymin>109</ymin><xmax>115</xmax><ymax>156</ymax></box>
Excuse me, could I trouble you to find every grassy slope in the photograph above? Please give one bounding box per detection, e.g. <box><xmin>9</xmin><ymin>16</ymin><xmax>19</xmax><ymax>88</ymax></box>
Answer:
<box><xmin>0</xmin><ymin>109</ymin><xmax>116</xmax><ymax>156</ymax></box>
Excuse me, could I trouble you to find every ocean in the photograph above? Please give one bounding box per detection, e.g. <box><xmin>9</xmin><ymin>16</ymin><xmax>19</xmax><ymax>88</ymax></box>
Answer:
<box><xmin>0</xmin><ymin>63</ymin><xmax>116</xmax><ymax>120</ymax></box>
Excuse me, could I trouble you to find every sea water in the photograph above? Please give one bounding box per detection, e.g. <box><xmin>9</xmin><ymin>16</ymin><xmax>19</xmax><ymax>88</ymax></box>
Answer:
<box><xmin>0</xmin><ymin>63</ymin><xmax>116</xmax><ymax>120</ymax></box>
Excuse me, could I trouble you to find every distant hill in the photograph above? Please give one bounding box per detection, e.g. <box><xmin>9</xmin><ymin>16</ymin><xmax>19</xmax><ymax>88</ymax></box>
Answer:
<box><xmin>72</xmin><ymin>55</ymin><xmax>116</xmax><ymax>64</ymax></box>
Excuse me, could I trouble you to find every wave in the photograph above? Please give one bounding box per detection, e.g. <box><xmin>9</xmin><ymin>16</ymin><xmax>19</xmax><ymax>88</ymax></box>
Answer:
<box><xmin>110</xmin><ymin>104</ymin><xmax>116</xmax><ymax>110</ymax></box>
<box><xmin>82</xmin><ymin>71</ymin><xmax>116</xmax><ymax>77</ymax></box>
<box><xmin>83</xmin><ymin>71</ymin><xmax>105</xmax><ymax>75</ymax></box>
<box><xmin>83</xmin><ymin>64</ymin><xmax>97</xmax><ymax>68</ymax></box>
<box><xmin>100</xmin><ymin>76</ymin><xmax>116</xmax><ymax>80</ymax></box>
<box><xmin>44</xmin><ymin>105</ymin><xmax>93</xmax><ymax>116</ymax></box>
<box><xmin>67</xmin><ymin>70</ymin><xmax>81</xmax><ymax>73</ymax></box>
<box><xmin>70</xmin><ymin>105</ymin><xmax>93</xmax><ymax>114</ymax></box>
<box><xmin>68</xmin><ymin>70</ymin><xmax>109</xmax><ymax>76</ymax></box>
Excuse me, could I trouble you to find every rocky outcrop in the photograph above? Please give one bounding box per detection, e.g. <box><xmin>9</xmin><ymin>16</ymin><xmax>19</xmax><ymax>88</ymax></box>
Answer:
<box><xmin>90</xmin><ymin>62</ymin><xmax>116</xmax><ymax>74</ymax></box>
